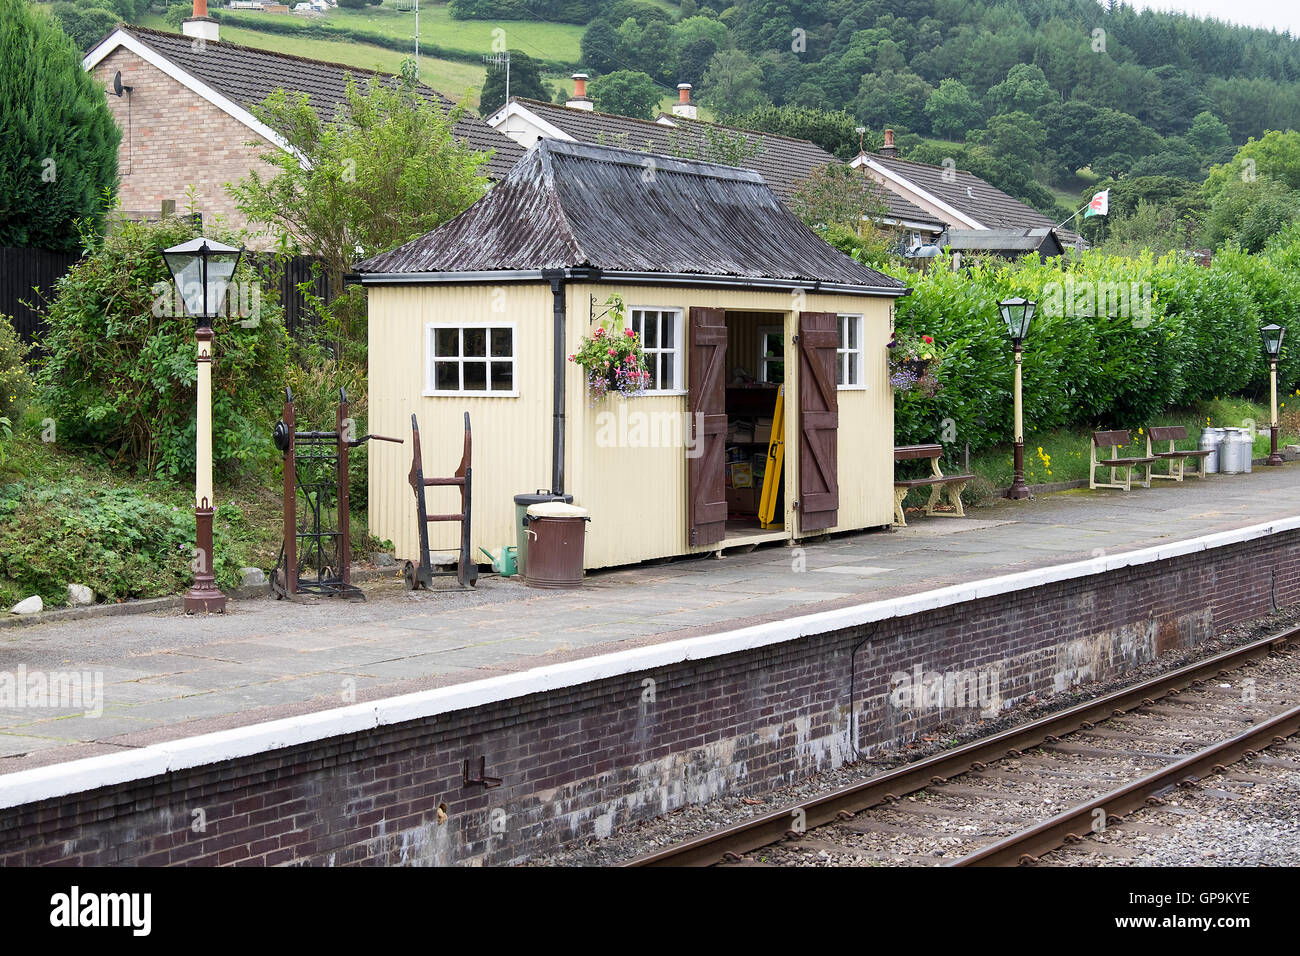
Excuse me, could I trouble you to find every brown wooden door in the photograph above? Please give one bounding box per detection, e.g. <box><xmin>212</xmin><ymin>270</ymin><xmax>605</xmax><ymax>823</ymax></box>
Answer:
<box><xmin>797</xmin><ymin>311</ymin><xmax>839</xmax><ymax>532</ymax></box>
<box><xmin>688</xmin><ymin>307</ymin><xmax>728</xmax><ymax>547</ymax></box>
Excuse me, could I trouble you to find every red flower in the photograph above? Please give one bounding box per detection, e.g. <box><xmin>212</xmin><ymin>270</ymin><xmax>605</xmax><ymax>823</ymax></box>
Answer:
<box><xmin>922</xmin><ymin>335</ymin><xmax>933</xmax><ymax>344</ymax></box>
<box><xmin>607</xmin><ymin>348</ymin><xmax>616</xmax><ymax>356</ymax></box>
<box><xmin>624</xmin><ymin>328</ymin><xmax>635</xmax><ymax>338</ymax></box>
<box><xmin>567</xmin><ymin>353</ymin><xmax>575</xmax><ymax>361</ymax></box>
<box><xmin>594</xmin><ymin>327</ymin><xmax>606</xmax><ymax>339</ymax></box>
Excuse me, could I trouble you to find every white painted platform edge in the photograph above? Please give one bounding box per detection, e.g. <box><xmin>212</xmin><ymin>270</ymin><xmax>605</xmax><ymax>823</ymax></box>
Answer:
<box><xmin>3</xmin><ymin>514</ymin><xmax>1297</xmax><ymax>810</ymax></box>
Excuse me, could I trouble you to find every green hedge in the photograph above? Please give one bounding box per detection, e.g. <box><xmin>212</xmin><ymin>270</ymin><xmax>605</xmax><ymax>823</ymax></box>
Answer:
<box><xmin>879</xmin><ymin>238</ymin><xmax>1300</xmax><ymax>454</ymax></box>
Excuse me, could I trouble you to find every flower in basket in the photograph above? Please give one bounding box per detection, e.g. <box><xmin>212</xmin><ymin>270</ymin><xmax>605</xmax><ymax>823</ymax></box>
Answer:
<box><xmin>570</xmin><ymin>294</ymin><xmax>652</xmax><ymax>402</ymax></box>
<box><xmin>888</xmin><ymin>331</ymin><xmax>943</xmax><ymax>397</ymax></box>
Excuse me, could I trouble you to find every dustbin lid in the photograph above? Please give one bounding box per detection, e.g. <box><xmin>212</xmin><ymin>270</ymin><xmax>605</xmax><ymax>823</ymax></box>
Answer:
<box><xmin>514</xmin><ymin>490</ymin><xmax>574</xmax><ymax>506</ymax></box>
<box><xmin>527</xmin><ymin>502</ymin><xmax>589</xmax><ymax>519</ymax></box>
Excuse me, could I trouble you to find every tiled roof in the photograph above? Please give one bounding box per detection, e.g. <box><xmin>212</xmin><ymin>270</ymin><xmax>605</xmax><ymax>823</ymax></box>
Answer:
<box><xmin>356</xmin><ymin>139</ymin><xmax>908</xmax><ymax>293</ymax></box>
<box><xmin>867</xmin><ymin>151</ymin><xmax>1081</xmax><ymax>245</ymax></box>
<box><xmin>118</xmin><ymin>25</ymin><xmax>524</xmax><ymax>180</ymax></box>
<box><xmin>505</xmin><ymin>98</ymin><xmax>943</xmax><ymax>228</ymax></box>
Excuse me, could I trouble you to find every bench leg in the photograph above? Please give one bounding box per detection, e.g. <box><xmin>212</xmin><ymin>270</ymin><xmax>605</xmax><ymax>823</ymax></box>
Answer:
<box><xmin>924</xmin><ymin>483</ymin><xmax>943</xmax><ymax>516</ymax></box>
<box><xmin>892</xmin><ymin>485</ymin><xmax>909</xmax><ymax>527</ymax></box>
<box><xmin>946</xmin><ymin>480</ymin><xmax>968</xmax><ymax>517</ymax></box>
<box><xmin>1139</xmin><ymin>463</ymin><xmax>1152</xmax><ymax>489</ymax></box>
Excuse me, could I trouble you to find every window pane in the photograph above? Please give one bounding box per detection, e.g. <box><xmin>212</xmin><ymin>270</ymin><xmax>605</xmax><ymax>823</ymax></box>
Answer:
<box><xmin>847</xmin><ymin>354</ymin><xmax>858</xmax><ymax>386</ymax></box>
<box><xmin>662</xmin><ymin>313</ymin><xmax>675</xmax><ymax>348</ymax></box>
<box><xmin>490</xmin><ymin>361</ymin><xmax>513</xmax><ymax>391</ymax></box>
<box><xmin>660</xmin><ymin>352</ymin><xmax>673</xmax><ymax>390</ymax></box>
<box><xmin>463</xmin><ymin>361</ymin><xmax>487</xmax><ymax>391</ymax></box>
<box><xmin>435</xmin><ymin>361</ymin><xmax>459</xmax><ymax>391</ymax></box>
<box><xmin>490</xmin><ymin>327</ymin><xmax>512</xmax><ymax>357</ymax></box>
<box><xmin>435</xmin><ymin>328</ymin><xmax>459</xmax><ymax>357</ymax></box>
<box><xmin>847</xmin><ymin>318</ymin><xmax>857</xmax><ymax>350</ymax></box>
<box><xmin>464</xmin><ymin>327</ymin><xmax>487</xmax><ymax>357</ymax></box>
<box><xmin>642</xmin><ymin>312</ymin><xmax>657</xmax><ymax>348</ymax></box>
<box><xmin>837</xmin><ymin>354</ymin><xmax>845</xmax><ymax>386</ymax></box>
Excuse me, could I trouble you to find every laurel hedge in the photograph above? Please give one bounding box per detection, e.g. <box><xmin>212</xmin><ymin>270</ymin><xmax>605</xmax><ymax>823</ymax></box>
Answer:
<box><xmin>880</xmin><ymin>231</ymin><xmax>1300</xmax><ymax>454</ymax></box>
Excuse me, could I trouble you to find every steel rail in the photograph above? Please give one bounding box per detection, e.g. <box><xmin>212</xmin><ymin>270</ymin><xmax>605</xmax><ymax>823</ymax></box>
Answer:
<box><xmin>622</xmin><ymin>628</ymin><xmax>1298</xmax><ymax>867</ymax></box>
<box><xmin>952</xmin><ymin>701</ymin><xmax>1300</xmax><ymax>866</ymax></box>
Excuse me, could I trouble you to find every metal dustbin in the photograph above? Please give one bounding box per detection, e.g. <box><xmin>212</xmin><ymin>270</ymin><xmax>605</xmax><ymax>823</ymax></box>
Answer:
<box><xmin>513</xmin><ymin>490</ymin><xmax>572</xmax><ymax>577</ymax></box>
<box><xmin>1199</xmin><ymin>427</ymin><xmax>1223</xmax><ymax>474</ymax></box>
<box><xmin>523</xmin><ymin>503</ymin><xmax>590</xmax><ymax>589</ymax></box>
<box><xmin>1220</xmin><ymin>427</ymin><xmax>1249</xmax><ymax>474</ymax></box>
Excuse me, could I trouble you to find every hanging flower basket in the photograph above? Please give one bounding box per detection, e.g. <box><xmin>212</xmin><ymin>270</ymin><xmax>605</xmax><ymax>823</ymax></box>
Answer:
<box><xmin>569</xmin><ymin>294</ymin><xmax>652</xmax><ymax>402</ymax></box>
<box><xmin>888</xmin><ymin>332</ymin><xmax>943</xmax><ymax>397</ymax></box>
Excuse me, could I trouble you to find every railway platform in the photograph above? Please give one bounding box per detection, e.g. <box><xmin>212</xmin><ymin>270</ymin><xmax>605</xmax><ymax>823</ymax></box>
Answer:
<box><xmin>3</xmin><ymin>464</ymin><xmax>1300</xmax><ymax>865</ymax></box>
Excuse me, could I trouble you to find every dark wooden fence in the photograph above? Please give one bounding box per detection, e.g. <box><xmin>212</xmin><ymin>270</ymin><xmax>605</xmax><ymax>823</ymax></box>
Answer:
<box><xmin>0</xmin><ymin>246</ymin><xmax>82</xmax><ymax>342</ymax></box>
<box><xmin>1</xmin><ymin>247</ymin><xmax>333</xmax><ymax>345</ymax></box>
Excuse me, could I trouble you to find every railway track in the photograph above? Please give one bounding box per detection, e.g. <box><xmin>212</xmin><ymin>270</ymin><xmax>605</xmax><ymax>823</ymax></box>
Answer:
<box><xmin>624</xmin><ymin>628</ymin><xmax>1300</xmax><ymax>867</ymax></box>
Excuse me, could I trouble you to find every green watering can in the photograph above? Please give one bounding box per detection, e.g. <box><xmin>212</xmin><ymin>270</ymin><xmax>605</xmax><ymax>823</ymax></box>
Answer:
<box><xmin>479</xmin><ymin>546</ymin><xmax>518</xmax><ymax>577</ymax></box>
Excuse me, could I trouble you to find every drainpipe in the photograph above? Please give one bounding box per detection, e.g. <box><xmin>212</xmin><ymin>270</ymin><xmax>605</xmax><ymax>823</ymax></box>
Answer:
<box><xmin>543</xmin><ymin>269</ymin><xmax>566</xmax><ymax>495</ymax></box>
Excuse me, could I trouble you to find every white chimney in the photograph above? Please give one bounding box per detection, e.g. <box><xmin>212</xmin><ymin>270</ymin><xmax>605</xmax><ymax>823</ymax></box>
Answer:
<box><xmin>566</xmin><ymin>73</ymin><xmax>594</xmax><ymax>111</ymax></box>
<box><xmin>182</xmin><ymin>0</ymin><xmax>219</xmax><ymax>43</ymax></box>
<box><xmin>671</xmin><ymin>83</ymin><xmax>696</xmax><ymax>120</ymax></box>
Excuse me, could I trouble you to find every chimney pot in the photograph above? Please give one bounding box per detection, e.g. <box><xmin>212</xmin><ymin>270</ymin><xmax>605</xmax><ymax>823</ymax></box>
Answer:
<box><xmin>182</xmin><ymin>0</ymin><xmax>219</xmax><ymax>42</ymax></box>
<box><xmin>671</xmin><ymin>82</ymin><xmax>697</xmax><ymax>120</ymax></box>
<box><xmin>879</xmin><ymin>128</ymin><xmax>898</xmax><ymax>158</ymax></box>
<box><xmin>566</xmin><ymin>73</ymin><xmax>594</xmax><ymax>110</ymax></box>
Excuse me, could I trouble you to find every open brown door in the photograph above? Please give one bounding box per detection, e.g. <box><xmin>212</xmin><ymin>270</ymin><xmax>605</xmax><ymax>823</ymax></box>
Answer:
<box><xmin>797</xmin><ymin>311</ymin><xmax>839</xmax><ymax>532</ymax></box>
<box><xmin>688</xmin><ymin>307</ymin><xmax>727</xmax><ymax>547</ymax></box>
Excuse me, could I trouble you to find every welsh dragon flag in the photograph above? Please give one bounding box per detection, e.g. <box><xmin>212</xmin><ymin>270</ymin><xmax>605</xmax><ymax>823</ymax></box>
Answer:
<box><xmin>1084</xmin><ymin>189</ymin><xmax>1109</xmax><ymax>218</ymax></box>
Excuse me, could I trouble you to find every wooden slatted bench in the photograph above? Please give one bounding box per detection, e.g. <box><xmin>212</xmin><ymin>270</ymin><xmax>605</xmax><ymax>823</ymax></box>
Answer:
<box><xmin>1145</xmin><ymin>425</ymin><xmax>1211</xmax><ymax>481</ymax></box>
<box><xmin>893</xmin><ymin>444</ymin><xmax>975</xmax><ymax>527</ymax></box>
<box><xmin>1090</xmin><ymin>429</ymin><xmax>1157</xmax><ymax>491</ymax></box>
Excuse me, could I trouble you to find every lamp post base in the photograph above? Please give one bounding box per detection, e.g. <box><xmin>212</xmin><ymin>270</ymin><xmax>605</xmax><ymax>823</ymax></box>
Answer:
<box><xmin>1267</xmin><ymin>426</ymin><xmax>1285</xmax><ymax>466</ymax></box>
<box><xmin>1005</xmin><ymin>441</ymin><xmax>1032</xmax><ymax>499</ymax></box>
<box><xmin>184</xmin><ymin>504</ymin><xmax>227</xmax><ymax>614</ymax></box>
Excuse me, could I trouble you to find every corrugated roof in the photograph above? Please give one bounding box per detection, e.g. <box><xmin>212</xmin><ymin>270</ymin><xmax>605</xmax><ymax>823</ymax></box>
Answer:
<box><xmin>355</xmin><ymin>139</ymin><xmax>908</xmax><ymax>292</ymax></box>
<box><xmin>117</xmin><ymin>25</ymin><xmax>524</xmax><ymax>181</ymax></box>
<box><xmin>941</xmin><ymin>227</ymin><xmax>1065</xmax><ymax>256</ymax></box>
<box><xmin>505</xmin><ymin>98</ymin><xmax>942</xmax><ymax>228</ymax></box>
<box><xmin>868</xmin><ymin>152</ymin><xmax>1081</xmax><ymax>246</ymax></box>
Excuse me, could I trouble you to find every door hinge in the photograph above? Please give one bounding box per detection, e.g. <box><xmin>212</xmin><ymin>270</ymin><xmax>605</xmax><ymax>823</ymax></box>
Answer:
<box><xmin>792</xmin><ymin>500</ymin><xmax>799</xmax><ymax>510</ymax></box>
<box><xmin>792</xmin><ymin>334</ymin><xmax>799</xmax><ymax>344</ymax></box>
<box><xmin>690</xmin><ymin>527</ymin><xmax>697</xmax><ymax>544</ymax></box>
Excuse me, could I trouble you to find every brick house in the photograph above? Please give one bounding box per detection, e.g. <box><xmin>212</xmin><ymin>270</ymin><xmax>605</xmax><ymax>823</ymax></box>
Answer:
<box><xmin>82</xmin><ymin>13</ymin><xmax>524</xmax><ymax>247</ymax></box>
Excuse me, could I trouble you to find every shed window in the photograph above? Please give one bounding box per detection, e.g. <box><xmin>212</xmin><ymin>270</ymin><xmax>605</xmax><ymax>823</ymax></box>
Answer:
<box><xmin>837</xmin><ymin>314</ymin><xmax>865</xmax><ymax>388</ymax></box>
<box><xmin>426</xmin><ymin>324</ymin><xmax>516</xmax><ymax>395</ymax></box>
<box><xmin>629</xmin><ymin>308</ymin><xmax>684</xmax><ymax>392</ymax></box>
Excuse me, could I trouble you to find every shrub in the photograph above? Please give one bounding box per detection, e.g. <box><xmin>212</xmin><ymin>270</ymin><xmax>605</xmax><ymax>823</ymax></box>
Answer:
<box><xmin>0</xmin><ymin>313</ymin><xmax>33</xmax><ymax>423</ymax></box>
<box><xmin>37</xmin><ymin>218</ymin><xmax>290</xmax><ymax>479</ymax></box>
<box><xmin>0</xmin><ymin>478</ymin><xmax>244</xmax><ymax>606</ymax></box>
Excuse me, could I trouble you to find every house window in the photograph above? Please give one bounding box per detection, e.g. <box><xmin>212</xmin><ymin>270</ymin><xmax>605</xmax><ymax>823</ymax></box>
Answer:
<box><xmin>837</xmin><ymin>314</ymin><xmax>864</xmax><ymax>388</ymax></box>
<box><xmin>629</xmin><ymin>308</ymin><xmax>684</xmax><ymax>392</ymax></box>
<box><xmin>426</xmin><ymin>324</ymin><xmax>516</xmax><ymax>395</ymax></box>
<box><xmin>758</xmin><ymin>326</ymin><xmax>784</xmax><ymax>383</ymax></box>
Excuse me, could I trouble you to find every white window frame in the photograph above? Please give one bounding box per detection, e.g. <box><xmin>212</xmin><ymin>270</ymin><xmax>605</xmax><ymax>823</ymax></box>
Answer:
<box><xmin>757</xmin><ymin>325</ymin><xmax>785</xmax><ymax>383</ymax></box>
<box><xmin>837</xmin><ymin>313</ymin><xmax>866</xmax><ymax>390</ymax></box>
<box><xmin>424</xmin><ymin>322</ymin><xmax>518</xmax><ymax>397</ymax></box>
<box><xmin>628</xmin><ymin>306</ymin><xmax>685</xmax><ymax>395</ymax></box>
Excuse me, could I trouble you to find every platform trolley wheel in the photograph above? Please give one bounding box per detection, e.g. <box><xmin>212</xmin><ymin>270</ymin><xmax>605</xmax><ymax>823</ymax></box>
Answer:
<box><xmin>403</xmin><ymin>560</ymin><xmax>419</xmax><ymax>591</ymax></box>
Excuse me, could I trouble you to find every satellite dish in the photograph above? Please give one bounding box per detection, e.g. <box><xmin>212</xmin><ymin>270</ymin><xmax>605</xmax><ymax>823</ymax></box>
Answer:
<box><xmin>112</xmin><ymin>71</ymin><xmax>132</xmax><ymax>96</ymax></box>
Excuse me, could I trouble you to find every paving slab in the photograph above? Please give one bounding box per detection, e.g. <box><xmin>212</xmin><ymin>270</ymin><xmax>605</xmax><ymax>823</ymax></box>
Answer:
<box><xmin>4</xmin><ymin>463</ymin><xmax>1300</xmax><ymax>772</ymax></box>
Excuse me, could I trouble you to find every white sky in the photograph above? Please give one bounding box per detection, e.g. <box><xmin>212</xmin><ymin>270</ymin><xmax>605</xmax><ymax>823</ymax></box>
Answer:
<box><xmin>1124</xmin><ymin>0</ymin><xmax>1300</xmax><ymax>35</ymax></box>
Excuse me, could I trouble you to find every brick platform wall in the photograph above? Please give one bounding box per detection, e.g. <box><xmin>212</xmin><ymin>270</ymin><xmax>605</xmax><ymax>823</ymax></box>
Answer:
<box><xmin>3</xmin><ymin>528</ymin><xmax>1297</xmax><ymax>866</ymax></box>
<box><xmin>91</xmin><ymin>48</ymin><xmax>278</xmax><ymax>246</ymax></box>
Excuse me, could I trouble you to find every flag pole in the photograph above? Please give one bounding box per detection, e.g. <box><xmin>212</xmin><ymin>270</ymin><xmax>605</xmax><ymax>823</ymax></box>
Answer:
<box><xmin>1055</xmin><ymin>201</ymin><xmax>1092</xmax><ymax>230</ymax></box>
